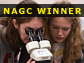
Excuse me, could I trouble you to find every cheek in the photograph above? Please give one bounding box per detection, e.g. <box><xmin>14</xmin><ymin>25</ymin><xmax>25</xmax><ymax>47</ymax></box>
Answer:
<box><xmin>18</xmin><ymin>27</ymin><xmax>28</xmax><ymax>40</ymax></box>
<box><xmin>65</xmin><ymin>29</ymin><xmax>71</xmax><ymax>38</ymax></box>
<box><xmin>49</xmin><ymin>26</ymin><xmax>56</xmax><ymax>37</ymax></box>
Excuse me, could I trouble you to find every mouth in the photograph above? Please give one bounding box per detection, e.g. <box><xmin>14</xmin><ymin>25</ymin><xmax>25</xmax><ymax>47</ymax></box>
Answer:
<box><xmin>56</xmin><ymin>37</ymin><xmax>63</xmax><ymax>40</ymax></box>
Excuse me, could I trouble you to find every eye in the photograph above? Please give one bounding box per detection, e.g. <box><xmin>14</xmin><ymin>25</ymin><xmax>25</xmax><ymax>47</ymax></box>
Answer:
<box><xmin>52</xmin><ymin>26</ymin><xmax>58</xmax><ymax>29</ymax></box>
<box><xmin>63</xmin><ymin>28</ymin><xmax>69</xmax><ymax>31</ymax></box>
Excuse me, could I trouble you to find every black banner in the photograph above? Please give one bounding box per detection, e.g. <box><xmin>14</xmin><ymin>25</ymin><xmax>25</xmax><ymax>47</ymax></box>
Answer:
<box><xmin>0</xmin><ymin>4</ymin><xmax>84</xmax><ymax>17</ymax></box>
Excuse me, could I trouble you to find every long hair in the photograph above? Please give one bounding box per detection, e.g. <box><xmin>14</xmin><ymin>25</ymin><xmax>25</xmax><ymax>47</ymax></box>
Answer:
<box><xmin>0</xmin><ymin>0</ymin><xmax>46</xmax><ymax>52</ymax></box>
<box><xmin>45</xmin><ymin>1</ymin><xmax>82</xmax><ymax>63</ymax></box>
<box><xmin>81</xmin><ymin>28</ymin><xmax>84</xmax><ymax>50</ymax></box>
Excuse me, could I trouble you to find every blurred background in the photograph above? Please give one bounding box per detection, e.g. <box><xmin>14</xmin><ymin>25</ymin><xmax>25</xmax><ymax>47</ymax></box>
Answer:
<box><xmin>0</xmin><ymin>0</ymin><xmax>84</xmax><ymax>4</ymax></box>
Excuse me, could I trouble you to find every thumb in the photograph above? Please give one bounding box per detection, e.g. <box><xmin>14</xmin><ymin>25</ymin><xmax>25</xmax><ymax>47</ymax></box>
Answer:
<box><xmin>26</xmin><ymin>58</ymin><xmax>32</xmax><ymax>63</ymax></box>
<box><xmin>31</xmin><ymin>61</ymin><xmax>36</xmax><ymax>63</ymax></box>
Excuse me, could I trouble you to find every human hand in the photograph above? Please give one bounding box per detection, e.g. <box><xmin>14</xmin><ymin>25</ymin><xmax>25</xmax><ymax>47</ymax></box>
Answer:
<box><xmin>26</xmin><ymin>58</ymin><xmax>36</xmax><ymax>63</ymax></box>
<box><xmin>55</xmin><ymin>60</ymin><xmax>60</xmax><ymax>63</ymax></box>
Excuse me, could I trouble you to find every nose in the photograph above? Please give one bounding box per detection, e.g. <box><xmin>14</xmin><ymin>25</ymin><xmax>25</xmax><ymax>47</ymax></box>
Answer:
<box><xmin>34</xmin><ymin>31</ymin><xmax>36</xmax><ymax>35</ymax></box>
<box><xmin>57</xmin><ymin>29</ymin><xmax>63</xmax><ymax>36</ymax></box>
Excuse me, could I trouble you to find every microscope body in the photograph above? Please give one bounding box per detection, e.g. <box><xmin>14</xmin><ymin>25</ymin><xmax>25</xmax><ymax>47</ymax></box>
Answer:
<box><xmin>25</xmin><ymin>27</ymin><xmax>53</xmax><ymax>61</ymax></box>
<box><xmin>26</xmin><ymin>40</ymin><xmax>52</xmax><ymax>61</ymax></box>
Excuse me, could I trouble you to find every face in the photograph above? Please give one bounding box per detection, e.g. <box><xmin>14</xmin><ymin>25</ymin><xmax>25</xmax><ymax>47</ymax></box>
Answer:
<box><xmin>13</xmin><ymin>17</ymin><xmax>43</xmax><ymax>44</ymax></box>
<box><xmin>50</xmin><ymin>17</ymin><xmax>72</xmax><ymax>43</ymax></box>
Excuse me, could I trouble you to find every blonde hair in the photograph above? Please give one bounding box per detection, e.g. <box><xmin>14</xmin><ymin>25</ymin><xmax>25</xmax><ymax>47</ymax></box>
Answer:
<box><xmin>45</xmin><ymin>1</ymin><xmax>82</xmax><ymax>63</ymax></box>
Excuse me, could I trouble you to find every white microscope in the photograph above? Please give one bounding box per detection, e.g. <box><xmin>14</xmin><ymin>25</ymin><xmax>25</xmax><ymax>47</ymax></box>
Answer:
<box><xmin>25</xmin><ymin>27</ymin><xmax>52</xmax><ymax>62</ymax></box>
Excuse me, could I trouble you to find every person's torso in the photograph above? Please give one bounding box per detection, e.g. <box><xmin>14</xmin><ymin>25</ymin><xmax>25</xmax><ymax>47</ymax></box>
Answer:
<box><xmin>0</xmin><ymin>24</ymin><xmax>15</xmax><ymax>63</ymax></box>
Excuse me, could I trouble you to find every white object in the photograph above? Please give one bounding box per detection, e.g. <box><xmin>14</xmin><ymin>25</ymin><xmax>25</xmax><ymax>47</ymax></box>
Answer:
<box><xmin>26</xmin><ymin>41</ymin><xmax>39</xmax><ymax>54</ymax></box>
<box><xmin>26</xmin><ymin>40</ymin><xmax>53</xmax><ymax>61</ymax></box>
<box><xmin>30</xmin><ymin>49</ymin><xmax>53</xmax><ymax>61</ymax></box>
<box><xmin>39</xmin><ymin>40</ymin><xmax>51</xmax><ymax>50</ymax></box>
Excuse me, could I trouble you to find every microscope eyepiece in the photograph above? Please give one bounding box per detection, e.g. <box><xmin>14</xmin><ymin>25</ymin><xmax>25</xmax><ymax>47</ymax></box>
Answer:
<box><xmin>36</xmin><ymin>27</ymin><xmax>44</xmax><ymax>41</ymax></box>
<box><xmin>25</xmin><ymin>28</ymin><xmax>36</xmax><ymax>41</ymax></box>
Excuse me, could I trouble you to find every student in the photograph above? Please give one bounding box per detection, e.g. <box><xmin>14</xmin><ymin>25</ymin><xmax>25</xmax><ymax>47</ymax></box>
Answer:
<box><xmin>45</xmin><ymin>1</ymin><xmax>83</xmax><ymax>63</ymax></box>
<box><xmin>0</xmin><ymin>0</ymin><xmax>46</xmax><ymax>63</ymax></box>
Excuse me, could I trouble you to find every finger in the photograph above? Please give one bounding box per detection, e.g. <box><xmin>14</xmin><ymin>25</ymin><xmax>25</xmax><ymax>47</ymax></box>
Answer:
<box><xmin>31</xmin><ymin>61</ymin><xmax>36</xmax><ymax>63</ymax></box>
<box><xmin>26</xmin><ymin>58</ymin><xmax>32</xmax><ymax>63</ymax></box>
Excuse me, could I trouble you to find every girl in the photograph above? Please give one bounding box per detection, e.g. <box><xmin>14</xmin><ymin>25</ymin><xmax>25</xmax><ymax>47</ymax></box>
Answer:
<box><xmin>45</xmin><ymin>1</ymin><xmax>83</xmax><ymax>63</ymax></box>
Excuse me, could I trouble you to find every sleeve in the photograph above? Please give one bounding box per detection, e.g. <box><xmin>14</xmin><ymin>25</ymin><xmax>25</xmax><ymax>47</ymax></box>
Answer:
<box><xmin>0</xmin><ymin>38</ymin><xmax>5</xmax><ymax>63</ymax></box>
<box><xmin>80</xmin><ymin>50</ymin><xmax>84</xmax><ymax>63</ymax></box>
<box><xmin>76</xmin><ymin>50</ymin><xmax>84</xmax><ymax>63</ymax></box>
<box><xmin>0</xmin><ymin>24</ymin><xmax>4</xmax><ymax>63</ymax></box>
<box><xmin>0</xmin><ymin>24</ymin><xmax>15</xmax><ymax>63</ymax></box>
<box><xmin>0</xmin><ymin>24</ymin><xmax>7</xmax><ymax>63</ymax></box>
